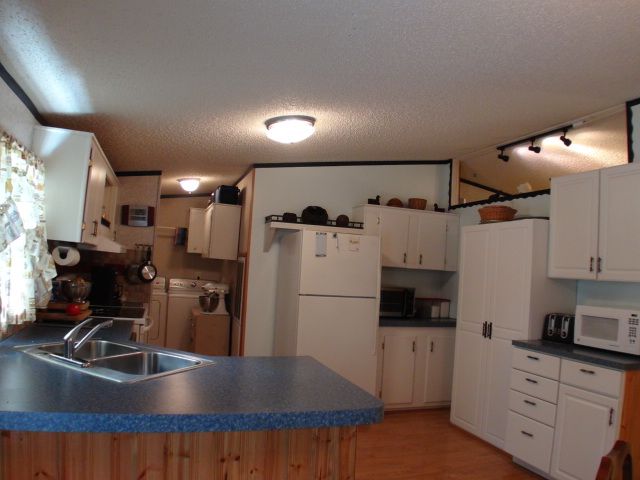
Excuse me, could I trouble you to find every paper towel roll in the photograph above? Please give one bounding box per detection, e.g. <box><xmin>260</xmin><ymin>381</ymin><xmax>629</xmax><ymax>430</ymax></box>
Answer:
<box><xmin>52</xmin><ymin>246</ymin><xmax>81</xmax><ymax>266</ymax></box>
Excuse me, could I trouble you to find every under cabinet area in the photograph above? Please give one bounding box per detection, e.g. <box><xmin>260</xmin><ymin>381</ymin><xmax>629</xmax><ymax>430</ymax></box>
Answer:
<box><xmin>353</xmin><ymin>205</ymin><xmax>458</xmax><ymax>271</ymax></box>
<box><xmin>187</xmin><ymin>203</ymin><xmax>241</xmax><ymax>260</ymax></box>
<box><xmin>378</xmin><ymin>327</ymin><xmax>455</xmax><ymax>409</ymax></box>
<box><xmin>548</xmin><ymin>162</ymin><xmax>640</xmax><ymax>281</ymax></box>
<box><xmin>33</xmin><ymin>126</ymin><xmax>123</xmax><ymax>252</ymax></box>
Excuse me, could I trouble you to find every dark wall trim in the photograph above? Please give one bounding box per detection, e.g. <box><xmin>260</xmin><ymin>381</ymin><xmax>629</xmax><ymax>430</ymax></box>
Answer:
<box><xmin>160</xmin><ymin>193</ymin><xmax>211</xmax><ymax>199</ymax></box>
<box><xmin>460</xmin><ymin>178</ymin><xmax>510</xmax><ymax>196</ymax></box>
<box><xmin>450</xmin><ymin>189</ymin><xmax>550</xmax><ymax>209</ymax></box>
<box><xmin>0</xmin><ymin>60</ymin><xmax>47</xmax><ymax>126</ymax></box>
<box><xmin>253</xmin><ymin>159</ymin><xmax>451</xmax><ymax>169</ymax></box>
<box><xmin>626</xmin><ymin>97</ymin><xmax>640</xmax><ymax>163</ymax></box>
<box><xmin>116</xmin><ymin>170</ymin><xmax>162</xmax><ymax>177</ymax></box>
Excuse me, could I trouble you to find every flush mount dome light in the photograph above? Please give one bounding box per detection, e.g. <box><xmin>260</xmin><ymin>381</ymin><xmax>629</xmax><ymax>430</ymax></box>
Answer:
<box><xmin>178</xmin><ymin>178</ymin><xmax>200</xmax><ymax>193</ymax></box>
<box><xmin>265</xmin><ymin>115</ymin><xmax>316</xmax><ymax>144</ymax></box>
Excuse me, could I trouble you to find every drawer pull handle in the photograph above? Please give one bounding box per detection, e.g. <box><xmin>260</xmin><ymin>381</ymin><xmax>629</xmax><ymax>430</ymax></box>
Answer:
<box><xmin>524</xmin><ymin>399</ymin><xmax>537</xmax><ymax>406</ymax></box>
<box><xmin>525</xmin><ymin>378</ymin><xmax>538</xmax><ymax>384</ymax></box>
<box><xmin>526</xmin><ymin>355</ymin><xmax>539</xmax><ymax>361</ymax></box>
<box><xmin>580</xmin><ymin>368</ymin><xmax>596</xmax><ymax>375</ymax></box>
<box><xmin>521</xmin><ymin>431</ymin><xmax>534</xmax><ymax>438</ymax></box>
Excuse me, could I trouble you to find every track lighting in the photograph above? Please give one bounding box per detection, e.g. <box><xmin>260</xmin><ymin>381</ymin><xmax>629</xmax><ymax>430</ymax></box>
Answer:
<box><xmin>528</xmin><ymin>139</ymin><xmax>541</xmax><ymax>154</ymax></box>
<box><xmin>559</xmin><ymin>128</ymin><xmax>572</xmax><ymax>147</ymax></box>
<box><xmin>497</xmin><ymin>147</ymin><xmax>509</xmax><ymax>162</ymax></box>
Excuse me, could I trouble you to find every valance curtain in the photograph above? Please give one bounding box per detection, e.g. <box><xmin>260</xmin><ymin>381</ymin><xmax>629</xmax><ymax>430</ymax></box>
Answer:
<box><xmin>0</xmin><ymin>132</ymin><xmax>57</xmax><ymax>331</ymax></box>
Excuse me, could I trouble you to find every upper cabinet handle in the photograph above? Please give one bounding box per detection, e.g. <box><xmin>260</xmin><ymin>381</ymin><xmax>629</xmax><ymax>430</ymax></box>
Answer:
<box><xmin>403</xmin><ymin>253</ymin><xmax>407</xmax><ymax>263</ymax></box>
<box><xmin>419</xmin><ymin>254</ymin><xmax>423</xmax><ymax>265</ymax></box>
<box><xmin>589</xmin><ymin>257</ymin><xmax>594</xmax><ymax>272</ymax></box>
<box><xmin>597</xmin><ymin>257</ymin><xmax>602</xmax><ymax>273</ymax></box>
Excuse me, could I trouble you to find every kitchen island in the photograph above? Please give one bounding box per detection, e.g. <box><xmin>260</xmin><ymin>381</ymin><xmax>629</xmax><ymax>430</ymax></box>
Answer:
<box><xmin>0</xmin><ymin>324</ymin><xmax>382</xmax><ymax>479</ymax></box>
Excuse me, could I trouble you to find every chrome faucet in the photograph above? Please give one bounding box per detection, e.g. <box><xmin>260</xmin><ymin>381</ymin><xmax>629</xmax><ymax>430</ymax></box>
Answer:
<box><xmin>63</xmin><ymin>317</ymin><xmax>114</xmax><ymax>359</ymax></box>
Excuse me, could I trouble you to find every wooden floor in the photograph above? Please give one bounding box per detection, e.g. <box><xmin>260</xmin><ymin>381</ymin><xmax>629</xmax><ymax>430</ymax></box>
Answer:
<box><xmin>355</xmin><ymin>409</ymin><xmax>541</xmax><ymax>479</ymax></box>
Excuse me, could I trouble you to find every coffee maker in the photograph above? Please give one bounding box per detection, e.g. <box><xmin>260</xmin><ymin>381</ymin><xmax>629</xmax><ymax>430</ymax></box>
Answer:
<box><xmin>89</xmin><ymin>266</ymin><xmax>122</xmax><ymax>306</ymax></box>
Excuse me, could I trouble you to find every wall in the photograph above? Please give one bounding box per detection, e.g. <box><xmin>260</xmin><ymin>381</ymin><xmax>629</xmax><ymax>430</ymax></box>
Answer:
<box><xmin>0</xmin><ymin>78</ymin><xmax>39</xmax><ymax>146</ymax></box>
<box><xmin>116</xmin><ymin>175</ymin><xmax>161</xmax><ymax>250</ymax></box>
<box><xmin>154</xmin><ymin>197</ymin><xmax>228</xmax><ymax>282</ymax></box>
<box><xmin>243</xmin><ymin>163</ymin><xmax>450</xmax><ymax>356</ymax></box>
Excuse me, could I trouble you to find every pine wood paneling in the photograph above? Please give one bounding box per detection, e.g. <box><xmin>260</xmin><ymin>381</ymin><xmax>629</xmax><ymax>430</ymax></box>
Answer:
<box><xmin>0</xmin><ymin>427</ymin><xmax>356</xmax><ymax>479</ymax></box>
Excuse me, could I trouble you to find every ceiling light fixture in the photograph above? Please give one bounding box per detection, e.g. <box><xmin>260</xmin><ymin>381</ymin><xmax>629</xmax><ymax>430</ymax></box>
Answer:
<box><xmin>528</xmin><ymin>139</ymin><xmax>541</xmax><ymax>154</ymax></box>
<box><xmin>559</xmin><ymin>128</ymin><xmax>572</xmax><ymax>147</ymax></box>
<box><xmin>178</xmin><ymin>178</ymin><xmax>200</xmax><ymax>193</ymax></box>
<box><xmin>497</xmin><ymin>147</ymin><xmax>509</xmax><ymax>162</ymax></box>
<box><xmin>265</xmin><ymin>115</ymin><xmax>316</xmax><ymax>144</ymax></box>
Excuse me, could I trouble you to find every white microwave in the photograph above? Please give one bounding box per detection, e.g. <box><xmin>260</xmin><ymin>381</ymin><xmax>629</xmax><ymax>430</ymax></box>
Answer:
<box><xmin>575</xmin><ymin>305</ymin><xmax>640</xmax><ymax>355</ymax></box>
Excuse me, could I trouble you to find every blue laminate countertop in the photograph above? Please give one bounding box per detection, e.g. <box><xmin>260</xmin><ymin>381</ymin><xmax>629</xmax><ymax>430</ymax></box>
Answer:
<box><xmin>0</xmin><ymin>324</ymin><xmax>383</xmax><ymax>433</ymax></box>
<box><xmin>379</xmin><ymin>317</ymin><xmax>456</xmax><ymax>328</ymax></box>
<box><xmin>513</xmin><ymin>340</ymin><xmax>640</xmax><ymax>371</ymax></box>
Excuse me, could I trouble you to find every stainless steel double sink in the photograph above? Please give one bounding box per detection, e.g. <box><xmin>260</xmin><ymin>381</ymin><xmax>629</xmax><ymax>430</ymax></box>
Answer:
<box><xmin>16</xmin><ymin>340</ymin><xmax>214</xmax><ymax>383</ymax></box>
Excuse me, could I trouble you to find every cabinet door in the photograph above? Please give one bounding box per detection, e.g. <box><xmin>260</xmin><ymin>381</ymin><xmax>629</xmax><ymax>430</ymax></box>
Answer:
<box><xmin>415</xmin><ymin>213</ymin><xmax>447</xmax><ymax>270</ymax></box>
<box><xmin>450</xmin><ymin>329</ymin><xmax>486</xmax><ymax>436</ymax></box>
<box><xmin>481</xmin><ymin>336</ymin><xmax>515</xmax><ymax>449</ymax></box>
<box><xmin>187</xmin><ymin>208</ymin><xmax>206</xmax><ymax>254</ymax></box>
<box><xmin>207</xmin><ymin>204</ymin><xmax>240</xmax><ymax>260</ymax></box>
<box><xmin>81</xmin><ymin>143</ymin><xmax>107</xmax><ymax>245</ymax></box>
<box><xmin>423</xmin><ymin>334</ymin><xmax>455</xmax><ymax>403</ymax></box>
<box><xmin>202</xmin><ymin>205</ymin><xmax>212</xmax><ymax>257</ymax></box>
<box><xmin>444</xmin><ymin>214</ymin><xmax>459</xmax><ymax>272</ymax></box>
<box><xmin>457</xmin><ymin>226</ymin><xmax>491</xmax><ymax>333</ymax></box>
<box><xmin>381</xmin><ymin>334</ymin><xmax>416</xmax><ymax>405</ymax></box>
<box><xmin>379</xmin><ymin>209</ymin><xmax>410</xmax><ymax>267</ymax></box>
<box><xmin>550</xmin><ymin>384</ymin><xmax>618</xmax><ymax>480</ymax></box>
<box><xmin>548</xmin><ymin>171</ymin><xmax>599</xmax><ymax>279</ymax></box>
<box><xmin>598</xmin><ymin>162</ymin><xmax>640</xmax><ymax>282</ymax></box>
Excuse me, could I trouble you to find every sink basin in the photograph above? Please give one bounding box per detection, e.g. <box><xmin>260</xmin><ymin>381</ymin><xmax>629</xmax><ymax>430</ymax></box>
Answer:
<box><xmin>34</xmin><ymin>340</ymin><xmax>139</xmax><ymax>361</ymax></box>
<box><xmin>91</xmin><ymin>351</ymin><xmax>202</xmax><ymax>375</ymax></box>
<box><xmin>16</xmin><ymin>341</ymin><xmax>213</xmax><ymax>383</ymax></box>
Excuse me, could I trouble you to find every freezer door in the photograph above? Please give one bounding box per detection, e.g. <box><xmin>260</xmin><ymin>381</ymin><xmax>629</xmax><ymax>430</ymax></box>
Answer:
<box><xmin>299</xmin><ymin>231</ymin><xmax>380</xmax><ymax>297</ymax></box>
<box><xmin>296</xmin><ymin>295</ymin><xmax>378</xmax><ymax>394</ymax></box>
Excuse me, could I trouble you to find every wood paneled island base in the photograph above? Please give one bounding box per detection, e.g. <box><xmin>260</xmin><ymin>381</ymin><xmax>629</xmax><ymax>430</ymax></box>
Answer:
<box><xmin>0</xmin><ymin>426</ymin><xmax>357</xmax><ymax>479</ymax></box>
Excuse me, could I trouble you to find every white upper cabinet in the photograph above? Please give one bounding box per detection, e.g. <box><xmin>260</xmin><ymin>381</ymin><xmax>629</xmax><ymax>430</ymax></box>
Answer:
<box><xmin>187</xmin><ymin>207</ymin><xmax>206</xmax><ymax>254</ymax></box>
<box><xmin>549</xmin><ymin>163</ymin><xmax>640</xmax><ymax>282</ymax></box>
<box><xmin>33</xmin><ymin>126</ymin><xmax>123</xmax><ymax>252</ymax></box>
<box><xmin>353</xmin><ymin>205</ymin><xmax>458</xmax><ymax>271</ymax></box>
<box><xmin>202</xmin><ymin>203</ymin><xmax>241</xmax><ymax>260</ymax></box>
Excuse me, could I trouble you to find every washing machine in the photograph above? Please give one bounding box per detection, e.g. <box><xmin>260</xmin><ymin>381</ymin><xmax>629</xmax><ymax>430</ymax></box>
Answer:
<box><xmin>166</xmin><ymin>278</ymin><xmax>227</xmax><ymax>351</ymax></box>
<box><xmin>146</xmin><ymin>276</ymin><xmax>168</xmax><ymax>346</ymax></box>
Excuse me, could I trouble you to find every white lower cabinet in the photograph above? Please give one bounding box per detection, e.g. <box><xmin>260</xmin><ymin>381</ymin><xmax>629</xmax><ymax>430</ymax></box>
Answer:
<box><xmin>506</xmin><ymin>346</ymin><xmax>623</xmax><ymax>480</ymax></box>
<box><xmin>378</xmin><ymin>327</ymin><xmax>455</xmax><ymax>409</ymax></box>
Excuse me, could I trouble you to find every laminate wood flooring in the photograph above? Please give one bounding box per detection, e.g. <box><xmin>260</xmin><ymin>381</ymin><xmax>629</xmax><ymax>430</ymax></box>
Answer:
<box><xmin>356</xmin><ymin>409</ymin><xmax>541</xmax><ymax>479</ymax></box>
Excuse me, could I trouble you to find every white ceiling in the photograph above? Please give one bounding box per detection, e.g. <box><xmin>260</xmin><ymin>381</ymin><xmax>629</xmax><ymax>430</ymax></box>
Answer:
<box><xmin>1</xmin><ymin>0</ymin><xmax>640</xmax><ymax>194</ymax></box>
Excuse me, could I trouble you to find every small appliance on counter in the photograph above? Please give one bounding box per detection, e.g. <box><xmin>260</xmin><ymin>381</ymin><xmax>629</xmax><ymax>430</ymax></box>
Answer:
<box><xmin>380</xmin><ymin>287</ymin><xmax>415</xmax><ymax>318</ymax></box>
<box><xmin>542</xmin><ymin>313</ymin><xmax>575</xmax><ymax>343</ymax></box>
<box><xmin>574</xmin><ymin>305</ymin><xmax>640</xmax><ymax>355</ymax></box>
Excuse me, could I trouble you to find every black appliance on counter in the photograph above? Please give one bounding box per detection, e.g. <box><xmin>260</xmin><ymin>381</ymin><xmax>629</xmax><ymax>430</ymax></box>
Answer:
<box><xmin>543</xmin><ymin>313</ymin><xmax>575</xmax><ymax>343</ymax></box>
<box><xmin>380</xmin><ymin>287</ymin><xmax>415</xmax><ymax>318</ymax></box>
<box><xmin>88</xmin><ymin>266</ymin><xmax>122</xmax><ymax>306</ymax></box>
<box><xmin>212</xmin><ymin>185</ymin><xmax>240</xmax><ymax>205</ymax></box>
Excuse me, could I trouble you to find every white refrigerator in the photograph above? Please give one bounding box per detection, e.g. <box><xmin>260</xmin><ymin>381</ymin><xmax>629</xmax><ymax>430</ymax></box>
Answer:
<box><xmin>274</xmin><ymin>229</ymin><xmax>380</xmax><ymax>394</ymax></box>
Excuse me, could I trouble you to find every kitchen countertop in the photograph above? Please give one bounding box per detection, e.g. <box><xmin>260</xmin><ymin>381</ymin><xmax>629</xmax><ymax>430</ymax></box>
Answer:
<box><xmin>513</xmin><ymin>340</ymin><xmax>640</xmax><ymax>371</ymax></box>
<box><xmin>0</xmin><ymin>323</ymin><xmax>382</xmax><ymax>433</ymax></box>
<box><xmin>379</xmin><ymin>317</ymin><xmax>456</xmax><ymax>328</ymax></box>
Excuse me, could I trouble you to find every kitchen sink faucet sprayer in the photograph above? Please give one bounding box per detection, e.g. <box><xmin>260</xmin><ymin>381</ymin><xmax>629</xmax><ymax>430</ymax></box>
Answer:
<box><xmin>63</xmin><ymin>317</ymin><xmax>114</xmax><ymax>359</ymax></box>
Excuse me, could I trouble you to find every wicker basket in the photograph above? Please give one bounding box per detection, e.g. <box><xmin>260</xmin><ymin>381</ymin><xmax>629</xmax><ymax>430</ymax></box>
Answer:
<box><xmin>408</xmin><ymin>198</ymin><xmax>427</xmax><ymax>210</ymax></box>
<box><xmin>478</xmin><ymin>205</ymin><xmax>517</xmax><ymax>223</ymax></box>
<box><xmin>386</xmin><ymin>198</ymin><xmax>404</xmax><ymax>207</ymax></box>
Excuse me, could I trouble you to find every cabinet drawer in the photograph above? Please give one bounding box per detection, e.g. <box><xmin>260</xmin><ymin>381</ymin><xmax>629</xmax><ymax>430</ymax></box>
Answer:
<box><xmin>512</xmin><ymin>348</ymin><xmax>560</xmax><ymax>379</ymax></box>
<box><xmin>508</xmin><ymin>390</ymin><xmax>557</xmax><ymax>427</ymax></box>
<box><xmin>560</xmin><ymin>359</ymin><xmax>622</xmax><ymax>397</ymax></box>
<box><xmin>510</xmin><ymin>369</ymin><xmax>559</xmax><ymax>404</ymax></box>
<box><xmin>505</xmin><ymin>411</ymin><xmax>554</xmax><ymax>474</ymax></box>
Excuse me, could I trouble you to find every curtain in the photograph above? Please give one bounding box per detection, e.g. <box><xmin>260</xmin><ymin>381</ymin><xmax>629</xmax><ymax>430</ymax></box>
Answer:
<box><xmin>0</xmin><ymin>132</ymin><xmax>57</xmax><ymax>331</ymax></box>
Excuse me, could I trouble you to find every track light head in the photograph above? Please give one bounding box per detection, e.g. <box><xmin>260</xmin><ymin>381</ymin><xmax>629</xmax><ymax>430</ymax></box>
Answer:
<box><xmin>560</xmin><ymin>129</ymin><xmax>572</xmax><ymax>147</ymax></box>
<box><xmin>497</xmin><ymin>148</ymin><xmax>509</xmax><ymax>162</ymax></box>
<box><xmin>528</xmin><ymin>139</ymin><xmax>541</xmax><ymax>154</ymax></box>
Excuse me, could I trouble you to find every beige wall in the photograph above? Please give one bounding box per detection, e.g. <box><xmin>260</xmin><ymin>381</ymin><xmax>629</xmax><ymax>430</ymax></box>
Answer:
<box><xmin>154</xmin><ymin>197</ymin><xmax>230</xmax><ymax>282</ymax></box>
<box><xmin>116</xmin><ymin>175</ymin><xmax>161</xmax><ymax>250</ymax></box>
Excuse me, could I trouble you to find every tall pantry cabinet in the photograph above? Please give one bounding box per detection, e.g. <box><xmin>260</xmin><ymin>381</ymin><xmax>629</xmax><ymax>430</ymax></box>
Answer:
<box><xmin>450</xmin><ymin>219</ymin><xmax>575</xmax><ymax>449</ymax></box>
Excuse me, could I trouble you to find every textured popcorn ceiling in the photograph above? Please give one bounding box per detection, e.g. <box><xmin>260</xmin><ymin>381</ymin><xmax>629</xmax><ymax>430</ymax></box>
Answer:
<box><xmin>1</xmin><ymin>1</ymin><xmax>640</xmax><ymax>194</ymax></box>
